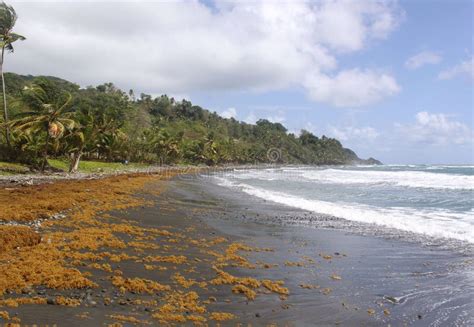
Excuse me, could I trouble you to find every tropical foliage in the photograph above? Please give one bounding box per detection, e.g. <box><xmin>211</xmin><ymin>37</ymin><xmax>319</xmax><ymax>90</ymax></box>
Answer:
<box><xmin>0</xmin><ymin>73</ymin><xmax>379</xmax><ymax>172</ymax></box>
<box><xmin>0</xmin><ymin>1</ymin><xmax>25</xmax><ymax>146</ymax></box>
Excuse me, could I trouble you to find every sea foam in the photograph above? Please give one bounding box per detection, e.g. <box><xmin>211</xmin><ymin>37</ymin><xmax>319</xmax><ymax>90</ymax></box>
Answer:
<box><xmin>215</xmin><ymin>177</ymin><xmax>474</xmax><ymax>243</ymax></box>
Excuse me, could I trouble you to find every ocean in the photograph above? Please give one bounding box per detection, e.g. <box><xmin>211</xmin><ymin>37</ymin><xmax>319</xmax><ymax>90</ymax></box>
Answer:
<box><xmin>212</xmin><ymin>164</ymin><xmax>474</xmax><ymax>252</ymax></box>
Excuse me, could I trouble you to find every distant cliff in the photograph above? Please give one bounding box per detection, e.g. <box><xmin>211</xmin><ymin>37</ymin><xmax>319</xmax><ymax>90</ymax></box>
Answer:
<box><xmin>343</xmin><ymin>148</ymin><xmax>382</xmax><ymax>165</ymax></box>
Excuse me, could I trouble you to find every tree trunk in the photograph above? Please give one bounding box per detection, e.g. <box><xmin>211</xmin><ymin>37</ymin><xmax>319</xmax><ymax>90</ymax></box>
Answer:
<box><xmin>69</xmin><ymin>150</ymin><xmax>82</xmax><ymax>173</ymax></box>
<box><xmin>41</xmin><ymin>132</ymin><xmax>50</xmax><ymax>172</ymax></box>
<box><xmin>1</xmin><ymin>45</ymin><xmax>10</xmax><ymax>147</ymax></box>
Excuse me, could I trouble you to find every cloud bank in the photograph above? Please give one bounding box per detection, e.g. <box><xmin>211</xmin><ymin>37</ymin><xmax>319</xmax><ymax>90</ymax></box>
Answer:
<box><xmin>395</xmin><ymin>111</ymin><xmax>473</xmax><ymax>146</ymax></box>
<box><xmin>9</xmin><ymin>0</ymin><xmax>402</xmax><ymax>107</ymax></box>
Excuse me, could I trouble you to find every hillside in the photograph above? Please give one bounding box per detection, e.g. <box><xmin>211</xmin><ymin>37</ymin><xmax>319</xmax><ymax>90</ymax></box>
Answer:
<box><xmin>0</xmin><ymin>73</ymin><xmax>381</xmax><ymax>168</ymax></box>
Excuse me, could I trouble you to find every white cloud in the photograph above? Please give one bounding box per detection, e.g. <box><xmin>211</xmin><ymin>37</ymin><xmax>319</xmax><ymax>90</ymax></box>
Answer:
<box><xmin>220</xmin><ymin>107</ymin><xmax>237</xmax><ymax>119</ymax></box>
<box><xmin>438</xmin><ymin>56</ymin><xmax>474</xmax><ymax>81</ymax></box>
<box><xmin>266</xmin><ymin>110</ymin><xmax>286</xmax><ymax>124</ymax></box>
<box><xmin>8</xmin><ymin>0</ymin><xmax>403</xmax><ymax>107</ymax></box>
<box><xmin>244</xmin><ymin>113</ymin><xmax>257</xmax><ymax>124</ymax></box>
<box><xmin>405</xmin><ymin>51</ymin><xmax>442</xmax><ymax>69</ymax></box>
<box><xmin>304</xmin><ymin>69</ymin><xmax>400</xmax><ymax>107</ymax></box>
<box><xmin>328</xmin><ymin>125</ymin><xmax>379</xmax><ymax>141</ymax></box>
<box><xmin>395</xmin><ymin>111</ymin><xmax>473</xmax><ymax>146</ymax></box>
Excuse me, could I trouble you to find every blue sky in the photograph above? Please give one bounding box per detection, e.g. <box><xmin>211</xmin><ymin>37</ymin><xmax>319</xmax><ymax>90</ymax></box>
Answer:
<box><xmin>9</xmin><ymin>0</ymin><xmax>474</xmax><ymax>164</ymax></box>
<box><xmin>190</xmin><ymin>0</ymin><xmax>473</xmax><ymax>164</ymax></box>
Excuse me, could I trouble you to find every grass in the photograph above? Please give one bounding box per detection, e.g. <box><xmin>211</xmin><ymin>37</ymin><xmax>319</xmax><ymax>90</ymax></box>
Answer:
<box><xmin>0</xmin><ymin>162</ymin><xmax>30</xmax><ymax>175</ymax></box>
<box><xmin>48</xmin><ymin>159</ymin><xmax>148</xmax><ymax>173</ymax></box>
<box><xmin>0</xmin><ymin>159</ymin><xmax>148</xmax><ymax>176</ymax></box>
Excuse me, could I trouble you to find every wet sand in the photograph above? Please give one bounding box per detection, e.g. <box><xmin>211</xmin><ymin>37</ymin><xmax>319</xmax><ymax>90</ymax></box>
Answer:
<box><xmin>1</xmin><ymin>173</ymin><xmax>472</xmax><ymax>326</ymax></box>
<box><xmin>173</xmin><ymin>176</ymin><xmax>473</xmax><ymax>326</ymax></box>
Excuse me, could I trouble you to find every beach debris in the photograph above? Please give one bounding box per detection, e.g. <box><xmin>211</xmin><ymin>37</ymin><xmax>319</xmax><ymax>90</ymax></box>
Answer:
<box><xmin>299</xmin><ymin>283</ymin><xmax>320</xmax><ymax>289</ymax></box>
<box><xmin>321</xmin><ymin>287</ymin><xmax>333</xmax><ymax>295</ymax></box>
<box><xmin>320</xmin><ymin>254</ymin><xmax>333</xmax><ymax>260</ymax></box>
<box><xmin>261</xmin><ymin>280</ymin><xmax>289</xmax><ymax>295</ymax></box>
<box><xmin>152</xmin><ymin>291</ymin><xmax>206</xmax><ymax>323</ymax></box>
<box><xmin>172</xmin><ymin>272</ymin><xmax>207</xmax><ymax>289</ymax></box>
<box><xmin>0</xmin><ymin>170</ymin><xmax>299</xmax><ymax>324</ymax></box>
<box><xmin>210</xmin><ymin>267</ymin><xmax>261</xmax><ymax>288</ymax></box>
<box><xmin>232</xmin><ymin>285</ymin><xmax>257</xmax><ymax>300</ymax></box>
<box><xmin>111</xmin><ymin>276</ymin><xmax>171</xmax><ymax>294</ymax></box>
<box><xmin>54</xmin><ymin>296</ymin><xmax>81</xmax><ymax>307</ymax></box>
<box><xmin>108</xmin><ymin>314</ymin><xmax>145</xmax><ymax>324</ymax></box>
<box><xmin>0</xmin><ymin>311</ymin><xmax>9</xmax><ymax>320</ymax></box>
<box><xmin>285</xmin><ymin>260</ymin><xmax>305</xmax><ymax>267</ymax></box>
<box><xmin>143</xmin><ymin>255</ymin><xmax>187</xmax><ymax>264</ymax></box>
<box><xmin>262</xmin><ymin>262</ymin><xmax>278</xmax><ymax>268</ymax></box>
<box><xmin>330</xmin><ymin>274</ymin><xmax>342</xmax><ymax>281</ymax></box>
<box><xmin>209</xmin><ymin>312</ymin><xmax>236</xmax><ymax>321</ymax></box>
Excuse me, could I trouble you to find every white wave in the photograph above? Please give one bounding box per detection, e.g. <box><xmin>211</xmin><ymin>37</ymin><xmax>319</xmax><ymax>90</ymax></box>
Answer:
<box><xmin>427</xmin><ymin>165</ymin><xmax>474</xmax><ymax>170</ymax></box>
<box><xmin>214</xmin><ymin>177</ymin><xmax>474</xmax><ymax>243</ymax></box>
<box><xmin>222</xmin><ymin>167</ymin><xmax>473</xmax><ymax>190</ymax></box>
<box><xmin>300</xmin><ymin>169</ymin><xmax>474</xmax><ymax>190</ymax></box>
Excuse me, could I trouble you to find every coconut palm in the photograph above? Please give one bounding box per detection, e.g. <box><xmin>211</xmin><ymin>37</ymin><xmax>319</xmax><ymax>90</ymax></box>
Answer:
<box><xmin>0</xmin><ymin>2</ymin><xmax>25</xmax><ymax>146</ymax></box>
<box><xmin>63</xmin><ymin>128</ymin><xmax>85</xmax><ymax>173</ymax></box>
<box><xmin>10</xmin><ymin>79</ymin><xmax>76</xmax><ymax>171</ymax></box>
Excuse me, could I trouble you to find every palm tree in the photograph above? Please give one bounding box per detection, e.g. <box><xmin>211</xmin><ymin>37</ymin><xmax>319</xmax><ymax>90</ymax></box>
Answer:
<box><xmin>63</xmin><ymin>128</ymin><xmax>84</xmax><ymax>173</ymax></box>
<box><xmin>0</xmin><ymin>2</ymin><xmax>25</xmax><ymax>146</ymax></box>
<box><xmin>10</xmin><ymin>79</ymin><xmax>76</xmax><ymax>171</ymax></box>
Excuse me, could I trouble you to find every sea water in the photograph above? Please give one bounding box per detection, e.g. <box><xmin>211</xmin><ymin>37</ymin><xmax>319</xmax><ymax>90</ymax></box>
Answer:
<box><xmin>213</xmin><ymin>165</ymin><xmax>474</xmax><ymax>249</ymax></box>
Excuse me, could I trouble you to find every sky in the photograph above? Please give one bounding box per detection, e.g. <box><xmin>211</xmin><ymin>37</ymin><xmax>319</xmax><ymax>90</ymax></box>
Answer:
<box><xmin>7</xmin><ymin>0</ymin><xmax>474</xmax><ymax>164</ymax></box>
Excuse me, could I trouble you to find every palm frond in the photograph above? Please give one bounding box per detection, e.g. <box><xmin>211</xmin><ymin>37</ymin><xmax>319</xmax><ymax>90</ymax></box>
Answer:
<box><xmin>57</xmin><ymin>118</ymin><xmax>76</xmax><ymax>130</ymax></box>
<box><xmin>57</xmin><ymin>92</ymin><xmax>73</xmax><ymax>113</ymax></box>
<box><xmin>9</xmin><ymin>32</ymin><xmax>25</xmax><ymax>42</ymax></box>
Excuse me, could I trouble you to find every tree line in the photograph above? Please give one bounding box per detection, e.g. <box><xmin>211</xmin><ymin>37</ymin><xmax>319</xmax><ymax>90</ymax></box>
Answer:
<box><xmin>0</xmin><ymin>73</ymin><xmax>379</xmax><ymax>171</ymax></box>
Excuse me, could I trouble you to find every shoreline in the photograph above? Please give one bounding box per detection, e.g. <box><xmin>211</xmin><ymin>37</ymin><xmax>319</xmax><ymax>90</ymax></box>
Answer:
<box><xmin>177</xmin><ymin>175</ymin><xmax>474</xmax><ymax>326</ymax></box>
<box><xmin>0</xmin><ymin>171</ymin><xmax>472</xmax><ymax>326</ymax></box>
<box><xmin>0</xmin><ymin>162</ymin><xmax>381</xmax><ymax>188</ymax></box>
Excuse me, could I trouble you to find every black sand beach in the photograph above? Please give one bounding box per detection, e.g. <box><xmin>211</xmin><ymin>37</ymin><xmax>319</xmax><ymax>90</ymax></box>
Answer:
<box><xmin>4</xmin><ymin>174</ymin><xmax>473</xmax><ymax>326</ymax></box>
<box><xmin>175</xmin><ymin>175</ymin><xmax>473</xmax><ymax>326</ymax></box>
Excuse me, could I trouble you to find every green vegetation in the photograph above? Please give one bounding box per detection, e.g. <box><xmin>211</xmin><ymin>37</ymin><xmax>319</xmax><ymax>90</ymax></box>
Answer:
<box><xmin>0</xmin><ymin>1</ymin><xmax>25</xmax><ymax>146</ymax></box>
<box><xmin>0</xmin><ymin>161</ymin><xmax>29</xmax><ymax>175</ymax></box>
<box><xmin>48</xmin><ymin>159</ymin><xmax>147</xmax><ymax>173</ymax></box>
<box><xmin>0</xmin><ymin>73</ymin><xmax>379</xmax><ymax>172</ymax></box>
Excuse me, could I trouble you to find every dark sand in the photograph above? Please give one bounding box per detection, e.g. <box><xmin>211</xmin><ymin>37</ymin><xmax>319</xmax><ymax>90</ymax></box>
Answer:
<box><xmin>173</xmin><ymin>175</ymin><xmax>473</xmax><ymax>326</ymax></box>
<box><xmin>5</xmin><ymin>175</ymin><xmax>473</xmax><ymax>326</ymax></box>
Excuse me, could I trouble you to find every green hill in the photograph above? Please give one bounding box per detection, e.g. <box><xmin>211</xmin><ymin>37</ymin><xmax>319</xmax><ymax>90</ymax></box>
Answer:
<box><xmin>0</xmin><ymin>73</ymin><xmax>381</xmax><ymax>167</ymax></box>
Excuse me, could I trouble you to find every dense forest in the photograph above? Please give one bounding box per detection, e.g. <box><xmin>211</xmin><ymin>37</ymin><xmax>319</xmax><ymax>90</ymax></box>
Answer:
<box><xmin>0</xmin><ymin>73</ymin><xmax>380</xmax><ymax>172</ymax></box>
